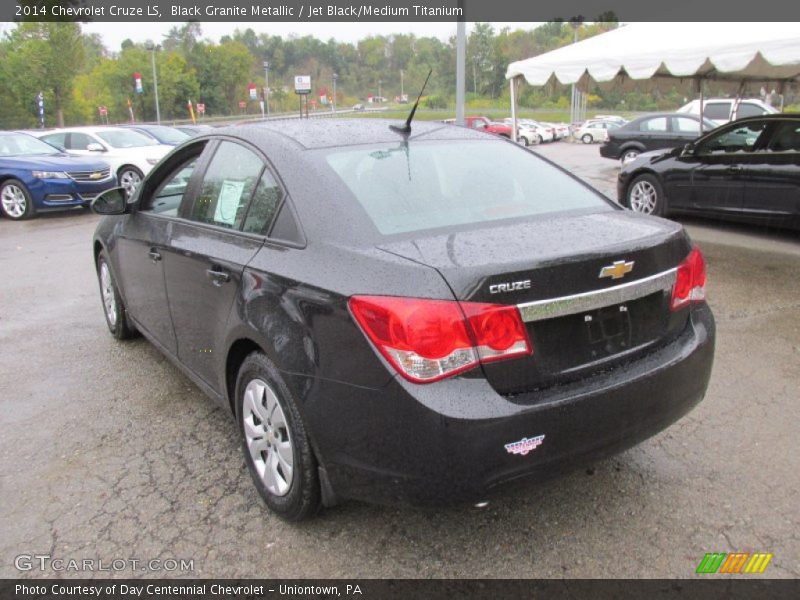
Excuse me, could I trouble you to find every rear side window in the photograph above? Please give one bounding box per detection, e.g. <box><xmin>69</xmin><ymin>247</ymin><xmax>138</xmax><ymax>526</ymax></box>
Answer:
<box><xmin>703</xmin><ymin>102</ymin><xmax>731</xmax><ymax>121</ymax></box>
<box><xmin>324</xmin><ymin>140</ymin><xmax>609</xmax><ymax>235</ymax></box>
<box><xmin>639</xmin><ymin>117</ymin><xmax>667</xmax><ymax>132</ymax></box>
<box><xmin>242</xmin><ymin>170</ymin><xmax>283</xmax><ymax>234</ymax></box>
<box><xmin>189</xmin><ymin>141</ymin><xmax>263</xmax><ymax>229</ymax></box>
<box><xmin>41</xmin><ymin>133</ymin><xmax>66</xmax><ymax>148</ymax></box>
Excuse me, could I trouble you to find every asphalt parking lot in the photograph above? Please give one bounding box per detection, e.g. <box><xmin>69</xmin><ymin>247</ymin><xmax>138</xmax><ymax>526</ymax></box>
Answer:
<box><xmin>1</xmin><ymin>141</ymin><xmax>798</xmax><ymax>579</ymax></box>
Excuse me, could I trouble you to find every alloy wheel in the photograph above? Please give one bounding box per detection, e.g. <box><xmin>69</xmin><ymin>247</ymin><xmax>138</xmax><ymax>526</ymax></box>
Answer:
<box><xmin>629</xmin><ymin>180</ymin><xmax>658</xmax><ymax>214</ymax></box>
<box><xmin>99</xmin><ymin>262</ymin><xmax>117</xmax><ymax>327</ymax></box>
<box><xmin>119</xmin><ymin>170</ymin><xmax>142</xmax><ymax>197</ymax></box>
<box><xmin>242</xmin><ymin>378</ymin><xmax>294</xmax><ymax>496</ymax></box>
<box><xmin>1</xmin><ymin>184</ymin><xmax>27</xmax><ymax>218</ymax></box>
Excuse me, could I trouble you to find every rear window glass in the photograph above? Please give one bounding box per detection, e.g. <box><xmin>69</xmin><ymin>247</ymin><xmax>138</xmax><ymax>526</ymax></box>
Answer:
<box><xmin>324</xmin><ymin>140</ymin><xmax>608</xmax><ymax>235</ymax></box>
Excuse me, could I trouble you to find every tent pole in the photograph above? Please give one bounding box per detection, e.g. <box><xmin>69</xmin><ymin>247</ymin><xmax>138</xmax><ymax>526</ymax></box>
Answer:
<box><xmin>698</xmin><ymin>79</ymin><xmax>704</xmax><ymax>134</ymax></box>
<box><xmin>510</xmin><ymin>77</ymin><xmax>518</xmax><ymax>143</ymax></box>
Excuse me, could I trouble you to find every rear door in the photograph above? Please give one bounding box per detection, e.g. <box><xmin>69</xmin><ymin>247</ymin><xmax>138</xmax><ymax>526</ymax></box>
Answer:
<box><xmin>637</xmin><ymin>116</ymin><xmax>672</xmax><ymax>151</ymax></box>
<box><xmin>163</xmin><ymin>139</ymin><xmax>284</xmax><ymax>391</ymax></box>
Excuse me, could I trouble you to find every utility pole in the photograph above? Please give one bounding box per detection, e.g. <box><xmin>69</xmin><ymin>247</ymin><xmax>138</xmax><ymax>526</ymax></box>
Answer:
<box><xmin>456</xmin><ymin>18</ymin><xmax>466</xmax><ymax>126</ymax></box>
<box><xmin>147</xmin><ymin>43</ymin><xmax>161</xmax><ymax>124</ymax></box>
<box><xmin>263</xmin><ymin>60</ymin><xmax>270</xmax><ymax>117</ymax></box>
<box><xmin>332</xmin><ymin>73</ymin><xmax>338</xmax><ymax>112</ymax></box>
<box><xmin>400</xmin><ymin>69</ymin><xmax>404</xmax><ymax>98</ymax></box>
<box><xmin>378</xmin><ymin>79</ymin><xmax>382</xmax><ymax>100</ymax></box>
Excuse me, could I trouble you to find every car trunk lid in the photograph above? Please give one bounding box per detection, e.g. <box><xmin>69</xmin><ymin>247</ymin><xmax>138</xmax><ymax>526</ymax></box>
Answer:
<box><xmin>378</xmin><ymin>210</ymin><xmax>692</xmax><ymax>395</ymax></box>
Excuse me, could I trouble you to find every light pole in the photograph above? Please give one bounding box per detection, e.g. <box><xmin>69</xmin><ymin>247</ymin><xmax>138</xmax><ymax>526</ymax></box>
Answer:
<box><xmin>332</xmin><ymin>73</ymin><xmax>338</xmax><ymax>112</ymax></box>
<box><xmin>146</xmin><ymin>43</ymin><xmax>161</xmax><ymax>124</ymax></box>
<box><xmin>263</xmin><ymin>60</ymin><xmax>270</xmax><ymax>117</ymax></box>
<box><xmin>378</xmin><ymin>79</ymin><xmax>382</xmax><ymax>101</ymax></box>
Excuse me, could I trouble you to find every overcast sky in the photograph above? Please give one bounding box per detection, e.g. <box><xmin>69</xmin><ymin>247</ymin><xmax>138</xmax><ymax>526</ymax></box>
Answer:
<box><xmin>79</xmin><ymin>22</ymin><xmax>542</xmax><ymax>51</ymax></box>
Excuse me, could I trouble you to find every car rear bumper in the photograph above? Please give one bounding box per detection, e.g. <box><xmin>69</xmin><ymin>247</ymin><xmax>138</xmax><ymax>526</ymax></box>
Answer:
<box><xmin>302</xmin><ymin>304</ymin><xmax>715</xmax><ymax>507</ymax></box>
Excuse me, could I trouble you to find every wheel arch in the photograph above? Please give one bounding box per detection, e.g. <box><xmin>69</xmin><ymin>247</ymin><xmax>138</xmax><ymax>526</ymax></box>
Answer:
<box><xmin>225</xmin><ymin>337</ymin><xmax>265</xmax><ymax>416</ymax></box>
<box><xmin>621</xmin><ymin>168</ymin><xmax>661</xmax><ymax>206</ymax></box>
<box><xmin>619</xmin><ymin>141</ymin><xmax>646</xmax><ymax>153</ymax></box>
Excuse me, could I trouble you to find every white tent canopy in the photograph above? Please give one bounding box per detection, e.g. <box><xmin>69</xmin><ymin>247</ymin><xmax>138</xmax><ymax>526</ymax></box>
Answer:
<box><xmin>507</xmin><ymin>22</ymin><xmax>800</xmax><ymax>89</ymax></box>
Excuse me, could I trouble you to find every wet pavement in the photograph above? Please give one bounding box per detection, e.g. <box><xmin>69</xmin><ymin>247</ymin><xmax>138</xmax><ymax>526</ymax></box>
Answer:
<box><xmin>1</xmin><ymin>145</ymin><xmax>798</xmax><ymax>578</ymax></box>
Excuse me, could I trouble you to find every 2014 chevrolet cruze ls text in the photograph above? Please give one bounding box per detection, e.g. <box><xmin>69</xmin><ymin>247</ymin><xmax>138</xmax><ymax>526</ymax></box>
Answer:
<box><xmin>91</xmin><ymin>119</ymin><xmax>715</xmax><ymax>520</ymax></box>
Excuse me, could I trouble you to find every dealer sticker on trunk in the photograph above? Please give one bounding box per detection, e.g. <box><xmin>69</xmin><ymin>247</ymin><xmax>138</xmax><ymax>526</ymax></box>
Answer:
<box><xmin>504</xmin><ymin>435</ymin><xmax>545</xmax><ymax>456</ymax></box>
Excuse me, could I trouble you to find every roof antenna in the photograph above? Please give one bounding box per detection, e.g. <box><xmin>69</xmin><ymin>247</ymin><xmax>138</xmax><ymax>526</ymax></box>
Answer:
<box><xmin>390</xmin><ymin>69</ymin><xmax>432</xmax><ymax>135</ymax></box>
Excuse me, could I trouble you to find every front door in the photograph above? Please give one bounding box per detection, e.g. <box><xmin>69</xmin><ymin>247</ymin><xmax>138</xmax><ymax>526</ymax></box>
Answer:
<box><xmin>689</xmin><ymin>120</ymin><xmax>769</xmax><ymax>214</ymax></box>
<box><xmin>115</xmin><ymin>141</ymin><xmax>208</xmax><ymax>354</ymax></box>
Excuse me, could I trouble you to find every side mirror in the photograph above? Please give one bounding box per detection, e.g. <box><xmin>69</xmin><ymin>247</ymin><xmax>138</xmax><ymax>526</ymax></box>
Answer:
<box><xmin>681</xmin><ymin>143</ymin><xmax>695</xmax><ymax>157</ymax></box>
<box><xmin>91</xmin><ymin>188</ymin><xmax>128</xmax><ymax>215</ymax></box>
<box><xmin>86</xmin><ymin>142</ymin><xmax>106</xmax><ymax>152</ymax></box>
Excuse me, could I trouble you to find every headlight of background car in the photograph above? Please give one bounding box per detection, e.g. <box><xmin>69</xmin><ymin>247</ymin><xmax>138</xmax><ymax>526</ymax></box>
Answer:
<box><xmin>146</xmin><ymin>158</ymin><xmax>160</xmax><ymax>165</ymax></box>
<box><xmin>31</xmin><ymin>170</ymin><xmax>69</xmax><ymax>179</ymax></box>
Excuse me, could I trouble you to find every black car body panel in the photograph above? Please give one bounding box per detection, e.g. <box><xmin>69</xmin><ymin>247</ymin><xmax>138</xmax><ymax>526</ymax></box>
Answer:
<box><xmin>618</xmin><ymin>114</ymin><xmax>800</xmax><ymax>229</ymax></box>
<box><xmin>93</xmin><ymin>119</ymin><xmax>716</xmax><ymax>507</ymax></box>
<box><xmin>600</xmin><ymin>113</ymin><xmax>717</xmax><ymax>160</ymax></box>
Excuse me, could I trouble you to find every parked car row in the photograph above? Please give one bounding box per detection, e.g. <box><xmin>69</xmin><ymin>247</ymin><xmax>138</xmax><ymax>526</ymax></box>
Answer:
<box><xmin>1</xmin><ymin>123</ymin><xmax>214</xmax><ymax>220</ymax></box>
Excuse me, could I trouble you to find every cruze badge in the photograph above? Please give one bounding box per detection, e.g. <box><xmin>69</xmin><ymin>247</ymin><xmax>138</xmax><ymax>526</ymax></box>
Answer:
<box><xmin>489</xmin><ymin>279</ymin><xmax>531</xmax><ymax>294</ymax></box>
<box><xmin>599</xmin><ymin>260</ymin><xmax>634</xmax><ymax>280</ymax></box>
<box><xmin>504</xmin><ymin>435</ymin><xmax>545</xmax><ymax>456</ymax></box>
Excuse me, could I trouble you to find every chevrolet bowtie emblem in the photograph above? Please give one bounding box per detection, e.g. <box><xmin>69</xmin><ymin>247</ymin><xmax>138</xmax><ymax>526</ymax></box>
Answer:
<box><xmin>90</xmin><ymin>172</ymin><xmax>102</xmax><ymax>179</ymax></box>
<box><xmin>599</xmin><ymin>260</ymin><xmax>635</xmax><ymax>280</ymax></box>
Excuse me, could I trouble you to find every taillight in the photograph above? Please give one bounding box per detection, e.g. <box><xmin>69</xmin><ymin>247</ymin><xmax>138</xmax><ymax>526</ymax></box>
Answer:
<box><xmin>670</xmin><ymin>247</ymin><xmax>707</xmax><ymax>311</ymax></box>
<box><xmin>348</xmin><ymin>296</ymin><xmax>532</xmax><ymax>384</ymax></box>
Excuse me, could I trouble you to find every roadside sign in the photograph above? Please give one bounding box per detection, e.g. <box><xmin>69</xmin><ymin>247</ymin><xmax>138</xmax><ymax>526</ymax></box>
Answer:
<box><xmin>248</xmin><ymin>83</ymin><xmax>257</xmax><ymax>100</ymax></box>
<box><xmin>197</xmin><ymin>103</ymin><xmax>205</xmax><ymax>114</ymax></box>
<box><xmin>133</xmin><ymin>72</ymin><xmax>143</xmax><ymax>94</ymax></box>
<box><xmin>294</xmin><ymin>75</ymin><xmax>311</xmax><ymax>95</ymax></box>
<box><xmin>238</xmin><ymin>101</ymin><xmax>247</xmax><ymax>109</ymax></box>
<box><xmin>98</xmin><ymin>106</ymin><xmax>108</xmax><ymax>116</ymax></box>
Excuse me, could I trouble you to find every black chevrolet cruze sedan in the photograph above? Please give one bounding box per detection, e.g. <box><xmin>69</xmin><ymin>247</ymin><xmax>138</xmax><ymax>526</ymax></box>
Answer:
<box><xmin>91</xmin><ymin>119</ymin><xmax>715</xmax><ymax>520</ymax></box>
<box><xmin>618</xmin><ymin>114</ymin><xmax>800</xmax><ymax>229</ymax></box>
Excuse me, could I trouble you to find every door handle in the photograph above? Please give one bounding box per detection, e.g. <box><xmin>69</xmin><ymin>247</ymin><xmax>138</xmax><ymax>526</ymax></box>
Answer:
<box><xmin>206</xmin><ymin>268</ymin><xmax>230</xmax><ymax>286</ymax></box>
<box><xmin>148</xmin><ymin>249</ymin><xmax>162</xmax><ymax>262</ymax></box>
<box><xmin>727</xmin><ymin>165</ymin><xmax>743</xmax><ymax>173</ymax></box>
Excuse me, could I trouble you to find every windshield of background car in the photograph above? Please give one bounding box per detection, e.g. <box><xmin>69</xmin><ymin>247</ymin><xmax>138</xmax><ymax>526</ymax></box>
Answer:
<box><xmin>324</xmin><ymin>140</ymin><xmax>610</xmax><ymax>235</ymax></box>
<box><xmin>95</xmin><ymin>129</ymin><xmax>159</xmax><ymax>148</ymax></box>
<box><xmin>0</xmin><ymin>133</ymin><xmax>61</xmax><ymax>157</ymax></box>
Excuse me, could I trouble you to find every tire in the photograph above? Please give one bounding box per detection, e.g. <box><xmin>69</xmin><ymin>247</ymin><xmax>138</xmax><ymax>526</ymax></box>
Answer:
<box><xmin>236</xmin><ymin>352</ymin><xmax>321</xmax><ymax>521</ymax></box>
<box><xmin>520</xmin><ymin>136</ymin><xmax>530</xmax><ymax>147</ymax></box>
<box><xmin>536</xmin><ymin>134</ymin><xmax>544</xmax><ymax>144</ymax></box>
<box><xmin>96</xmin><ymin>251</ymin><xmax>137</xmax><ymax>340</ymax></box>
<box><xmin>118</xmin><ymin>166</ymin><xmax>144</xmax><ymax>198</ymax></box>
<box><xmin>620</xmin><ymin>148</ymin><xmax>641</xmax><ymax>165</ymax></box>
<box><xmin>0</xmin><ymin>179</ymin><xmax>35</xmax><ymax>220</ymax></box>
<box><xmin>626</xmin><ymin>174</ymin><xmax>666</xmax><ymax>216</ymax></box>
<box><xmin>581</xmin><ymin>134</ymin><xmax>593</xmax><ymax>144</ymax></box>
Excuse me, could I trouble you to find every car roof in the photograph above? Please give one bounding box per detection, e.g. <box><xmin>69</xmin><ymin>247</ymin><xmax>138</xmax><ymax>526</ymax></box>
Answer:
<box><xmin>214</xmin><ymin>118</ymin><xmax>491</xmax><ymax>150</ymax></box>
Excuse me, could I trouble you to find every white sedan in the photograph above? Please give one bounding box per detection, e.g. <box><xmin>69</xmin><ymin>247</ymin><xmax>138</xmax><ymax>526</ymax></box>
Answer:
<box><xmin>35</xmin><ymin>127</ymin><xmax>172</xmax><ymax>196</ymax></box>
